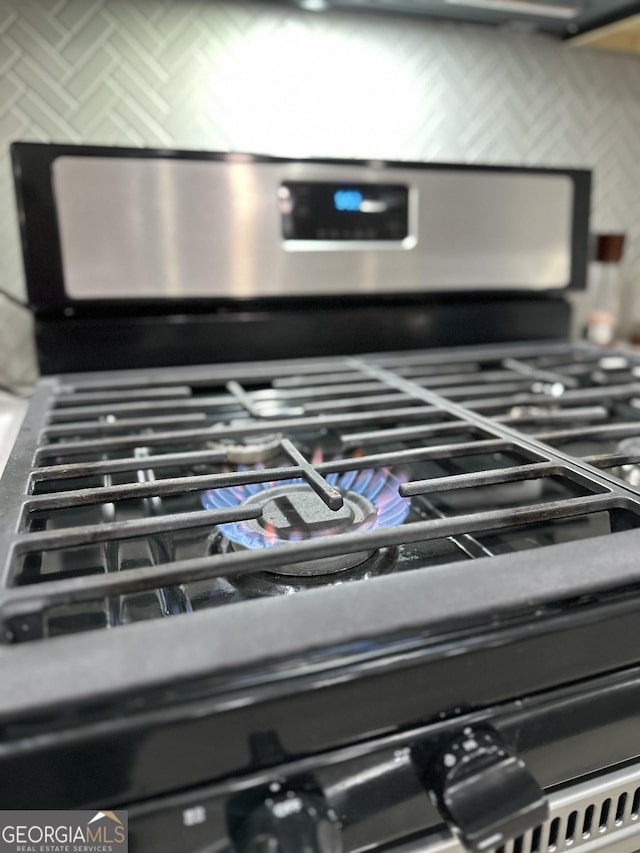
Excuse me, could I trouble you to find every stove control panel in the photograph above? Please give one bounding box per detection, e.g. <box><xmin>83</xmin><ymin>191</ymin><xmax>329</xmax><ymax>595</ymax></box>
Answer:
<box><xmin>279</xmin><ymin>180</ymin><xmax>412</xmax><ymax>247</ymax></box>
<box><xmin>127</xmin><ymin>725</ymin><xmax>545</xmax><ymax>852</ymax></box>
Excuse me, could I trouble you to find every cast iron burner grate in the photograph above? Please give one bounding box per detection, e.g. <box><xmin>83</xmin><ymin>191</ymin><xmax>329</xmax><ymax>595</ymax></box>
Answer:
<box><xmin>4</xmin><ymin>340</ymin><xmax>640</xmax><ymax>644</ymax></box>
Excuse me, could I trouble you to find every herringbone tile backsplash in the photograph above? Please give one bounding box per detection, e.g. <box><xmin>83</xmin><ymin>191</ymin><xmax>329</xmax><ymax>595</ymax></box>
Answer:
<box><xmin>1</xmin><ymin>0</ymin><xmax>640</xmax><ymax>384</ymax></box>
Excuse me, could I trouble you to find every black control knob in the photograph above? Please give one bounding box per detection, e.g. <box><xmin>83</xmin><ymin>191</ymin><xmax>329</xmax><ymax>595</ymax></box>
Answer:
<box><xmin>422</xmin><ymin>726</ymin><xmax>548</xmax><ymax>853</ymax></box>
<box><xmin>233</xmin><ymin>790</ymin><xmax>343</xmax><ymax>853</ymax></box>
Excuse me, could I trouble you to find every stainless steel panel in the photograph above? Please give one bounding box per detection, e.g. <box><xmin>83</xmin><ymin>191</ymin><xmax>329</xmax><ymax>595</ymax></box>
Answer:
<box><xmin>52</xmin><ymin>156</ymin><xmax>573</xmax><ymax>300</ymax></box>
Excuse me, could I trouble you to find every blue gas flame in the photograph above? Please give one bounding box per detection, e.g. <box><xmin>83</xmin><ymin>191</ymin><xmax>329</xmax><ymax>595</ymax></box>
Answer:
<box><xmin>202</xmin><ymin>466</ymin><xmax>410</xmax><ymax>550</ymax></box>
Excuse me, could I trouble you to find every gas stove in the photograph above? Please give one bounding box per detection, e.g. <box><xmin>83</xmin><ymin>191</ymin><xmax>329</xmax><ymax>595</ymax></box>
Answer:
<box><xmin>3</xmin><ymin>144</ymin><xmax>640</xmax><ymax>853</ymax></box>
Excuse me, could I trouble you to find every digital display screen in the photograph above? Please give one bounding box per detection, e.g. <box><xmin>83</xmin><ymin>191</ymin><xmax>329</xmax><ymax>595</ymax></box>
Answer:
<box><xmin>280</xmin><ymin>181</ymin><xmax>409</xmax><ymax>242</ymax></box>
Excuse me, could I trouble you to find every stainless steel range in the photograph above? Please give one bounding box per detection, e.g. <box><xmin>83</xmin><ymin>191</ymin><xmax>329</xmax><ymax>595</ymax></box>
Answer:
<box><xmin>3</xmin><ymin>144</ymin><xmax>640</xmax><ymax>853</ymax></box>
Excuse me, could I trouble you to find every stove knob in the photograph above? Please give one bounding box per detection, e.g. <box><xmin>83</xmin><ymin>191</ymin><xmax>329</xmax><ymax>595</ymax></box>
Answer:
<box><xmin>233</xmin><ymin>790</ymin><xmax>343</xmax><ymax>853</ymax></box>
<box><xmin>421</xmin><ymin>726</ymin><xmax>548</xmax><ymax>852</ymax></box>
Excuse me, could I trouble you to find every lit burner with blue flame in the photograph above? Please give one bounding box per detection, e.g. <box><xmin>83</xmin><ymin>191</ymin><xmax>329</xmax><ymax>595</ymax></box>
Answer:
<box><xmin>202</xmin><ymin>466</ymin><xmax>410</xmax><ymax>577</ymax></box>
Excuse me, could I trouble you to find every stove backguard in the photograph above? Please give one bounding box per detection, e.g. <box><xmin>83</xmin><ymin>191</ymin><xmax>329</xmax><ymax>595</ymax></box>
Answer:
<box><xmin>11</xmin><ymin>143</ymin><xmax>590</xmax><ymax>374</ymax></box>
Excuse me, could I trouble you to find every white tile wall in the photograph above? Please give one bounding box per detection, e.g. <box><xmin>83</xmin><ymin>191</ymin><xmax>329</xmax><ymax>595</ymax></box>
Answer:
<box><xmin>1</xmin><ymin>0</ymin><xmax>640</xmax><ymax>384</ymax></box>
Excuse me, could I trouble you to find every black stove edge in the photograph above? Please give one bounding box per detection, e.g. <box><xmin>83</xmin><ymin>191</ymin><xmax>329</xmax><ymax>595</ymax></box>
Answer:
<box><xmin>1</xmin><ymin>525</ymin><xmax>640</xmax><ymax>724</ymax></box>
<box><xmin>4</xmin><ymin>576</ymin><xmax>640</xmax><ymax>811</ymax></box>
<box><xmin>50</xmin><ymin>339</ymin><xmax>585</xmax><ymax>385</ymax></box>
<box><xmin>32</xmin><ymin>298</ymin><xmax>573</xmax><ymax>374</ymax></box>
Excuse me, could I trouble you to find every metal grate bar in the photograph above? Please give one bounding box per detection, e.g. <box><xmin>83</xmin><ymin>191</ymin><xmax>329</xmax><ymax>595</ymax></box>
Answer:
<box><xmin>256</xmin><ymin>380</ymin><xmax>386</xmax><ymax>399</ymax></box>
<box><xmin>411</xmin><ymin>377</ymin><xmax>538</xmax><ymax>394</ymax></box>
<box><xmin>280</xmin><ymin>439</ymin><xmax>344</xmax><ymax>510</ymax></box>
<box><xmin>320</xmin><ymin>440</ymin><xmax>521</xmax><ymax>470</ymax></box>
<box><xmin>12</xmin><ymin>506</ymin><xmax>262</xmax><ymax>557</ymax></box>
<box><xmin>399</xmin><ymin>462</ymin><xmax>566</xmax><ymax>497</ymax></box>
<box><xmin>341</xmin><ymin>422</ymin><xmax>487</xmax><ymax>447</ymax></box>
<box><xmin>397</xmin><ymin>367</ymin><xmax>493</xmax><ymax>383</ymax></box>
<box><xmin>433</xmin><ymin>381</ymin><xmax>546</xmax><ymax>400</ymax></box>
<box><xmin>499</xmin><ymin>406</ymin><xmax>609</xmax><ymax>426</ymax></box>
<box><xmin>532</xmin><ymin>352</ymin><xmax>599</xmax><ymax>368</ymax></box>
<box><xmin>24</xmin><ymin>466</ymin><xmax>305</xmax><ymax>512</ymax></box>
<box><xmin>34</xmin><ymin>405</ymin><xmax>441</xmax><ymax>462</ymax></box>
<box><xmin>30</xmin><ymin>449</ymin><xmax>230</xmax><ymax>483</ymax></box>
<box><xmin>538</xmin><ymin>361</ymin><xmax>603</xmax><ymax>376</ymax></box>
<box><xmin>0</xmin><ymin>494</ymin><xmax>624</xmax><ymax>621</ymax></box>
<box><xmin>41</xmin><ymin>413</ymin><xmax>209</xmax><ymax>439</ymax></box>
<box><xmin>59</xmin><ymin>377</ymin><xmax>198</xmax><ymax>393</ymax></box>
<box><xmin>47</xmin><ymin>397</ymin><xmax>240</xmax><ymax>423</ymax></box>
<box><xmin>536</xmin><ymin>423</ymin><xmax>640</xmax><ymax>444</ymax></box>
<box><xmin>584</xmin><ymin>451</ymin><xmax>640</xmax><ymax>469</ymax></box>
<box><xmin>381</xmin><ymin>361</ymin><xmax>483</xmax><ymax>374</ymax></box>
<box><xmin>463</xmin><ymin>383</ymin><xmax>640</xmax><ymax>412</ymax></box>
<box><xmin>271</xmin><ymin>371</ymin><xmax>367</xmax><ymax>388</ymax></box>
<box><xmin>52</xmin><ymin>386</ymin><xmax>193</xmax><ymax>407</ymax></box>
<box><xmin>303</xmin><ymin>392</ymin><xmax>414</xmax><ymax>412</ymax></box>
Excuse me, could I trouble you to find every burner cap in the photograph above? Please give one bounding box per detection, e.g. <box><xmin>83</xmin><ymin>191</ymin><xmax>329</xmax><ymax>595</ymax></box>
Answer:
<box><xmin>232</xmin><ymin>483</ymin><xmax>378</xmax><ymax>576</ymax></box>
<box><xmin>207</xmin><ymin>434</ymin><xmax>283</xmax><ymax>464</ymax></box>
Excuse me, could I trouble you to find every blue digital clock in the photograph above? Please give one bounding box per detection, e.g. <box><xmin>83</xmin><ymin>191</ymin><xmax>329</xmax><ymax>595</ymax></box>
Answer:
<box><xmin>333</xmin><ymin>189</ymin><xmax>363</xmax><ymax>212</ymax></box>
